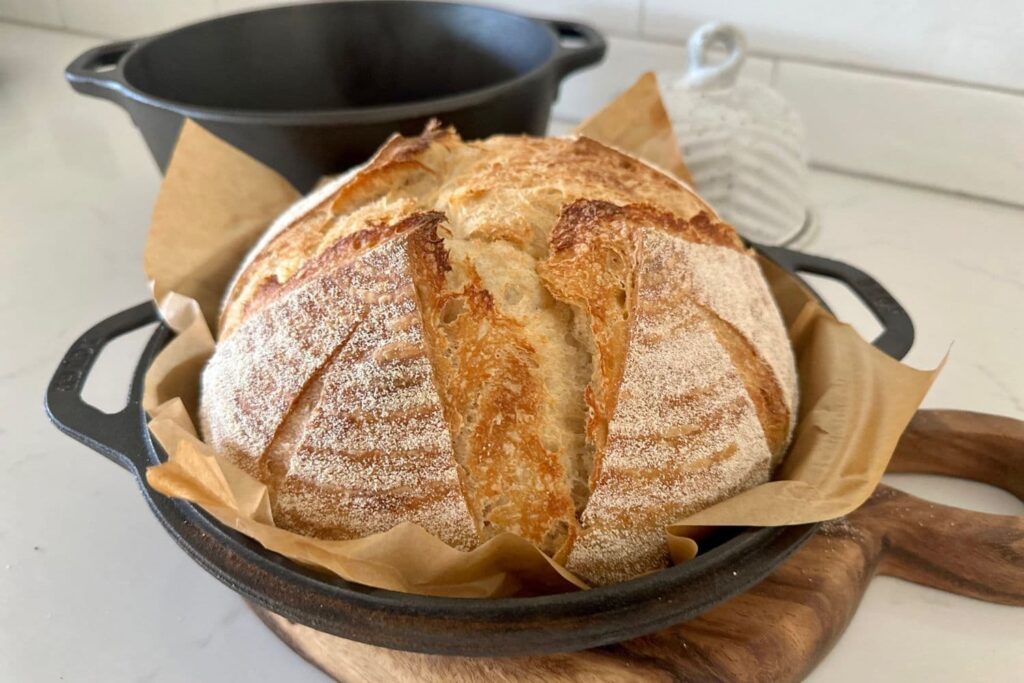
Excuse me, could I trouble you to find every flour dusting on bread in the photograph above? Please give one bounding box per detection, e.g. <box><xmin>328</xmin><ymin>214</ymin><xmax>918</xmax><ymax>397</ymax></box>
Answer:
<box><xmin>199</xmin><ymin>126</ymin><xmax>798</xmax><ymax>584</ymax></box>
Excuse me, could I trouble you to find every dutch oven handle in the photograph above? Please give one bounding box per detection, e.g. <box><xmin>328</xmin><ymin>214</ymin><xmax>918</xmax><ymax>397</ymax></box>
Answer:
<box><xmin>65</xmin><ymin>39</ymin><xmax>136</xmax><ymax>103</ymax></box>
<box><xmin>45</xmin><ymin>302</ymin><xmax>158</xmax><ymax>474</ymax></box>
<box><xmin>547</xmin><ymin>19</ymin><xmax>607</xmax><ymax>79</ymax></box>
<box><xmin>757</xmin><ymin>245</ymin><xmax>915</xmax><ymax>360</ymax></box>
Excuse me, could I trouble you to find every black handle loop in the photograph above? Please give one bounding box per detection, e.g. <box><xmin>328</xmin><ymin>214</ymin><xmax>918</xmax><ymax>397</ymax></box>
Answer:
<box><xmin>45</xmin><ymin>301</ymin><xmax>159</xmax><ymax>473</ymax></box>
<box><xmin>759</xmin><ymin>245</ymin><xmax>915</xmax><ymax>360</ymax></box>
<box><xmin>547</xmin><ymin>20</ymin><xmax>607</xmax><ymax>79</ymax></box>
<box><xmin>64</xmin><ymin>39</ymin><xmax>136</xmax><ymax>102</ymax></box>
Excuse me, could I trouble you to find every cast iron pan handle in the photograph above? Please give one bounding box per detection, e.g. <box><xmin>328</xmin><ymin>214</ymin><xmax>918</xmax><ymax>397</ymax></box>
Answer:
<box><xmin>45</xmin><ymin>301</ymin><xmax>158</xmax><ymax>474</ymax></box>
<box><xmin>65</xmin><ymin>39</ymin><xmax>136</xmax><ymax>102</ymax></box>
<box><xmin>758</xmin><ymin>244</ymin><xmax>915</xmax><ymax>359</ymax></box>
<box><xmin>547</xmin><ymin>19</ymin><xmax>607</xmax><ymax>79</ymax></box>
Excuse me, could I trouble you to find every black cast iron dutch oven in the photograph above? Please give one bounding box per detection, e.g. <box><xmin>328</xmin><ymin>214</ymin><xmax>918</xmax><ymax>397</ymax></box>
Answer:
<box><xmin>46</xmin><ymin>245</ymin><xmax>914</xmax><ymax>657</ymax></box>
<box><xmin>65</xmin><ymin>0</ymin><xmax>606</xmax><ymax>191</ymax></box>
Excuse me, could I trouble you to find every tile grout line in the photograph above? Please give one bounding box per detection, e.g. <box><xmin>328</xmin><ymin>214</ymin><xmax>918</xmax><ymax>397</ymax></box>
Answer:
<box><xmin>551</xmin><ymin>116</ymin><xmax>1024</xmax><ymax>211</ymax></box>
<box><xmin>805</xmin><ymin>163</ymin><xmax>1024</xmax><ymax>212</ymax></box>
<box><xmin>53</xmin><ymin>0</ymin><xmax>68</xmax><ymax>31</ymax></box>
<box><xmin>0</xmin><ymin>17</ymin><xmax>108</xmax><ymax>40</ymax></box>
<box><xmin>601</xmin><ymin>28</ymin><xmax>1024</xmax><ymax>98</ymax></box>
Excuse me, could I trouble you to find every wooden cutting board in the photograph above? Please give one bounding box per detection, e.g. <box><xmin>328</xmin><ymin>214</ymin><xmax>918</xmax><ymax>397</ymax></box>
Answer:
<box><xmin>252</xmin><ymin>409</ymin><xmax>1024</xmax><ymax>682</ymax></box>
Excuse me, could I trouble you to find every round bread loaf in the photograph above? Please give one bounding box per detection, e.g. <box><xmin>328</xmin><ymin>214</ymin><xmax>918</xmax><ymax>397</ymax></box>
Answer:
<box><xmin>200</xmin><ymin>126</ymin><xmax>798</xmax><ymax>585</ymax></box>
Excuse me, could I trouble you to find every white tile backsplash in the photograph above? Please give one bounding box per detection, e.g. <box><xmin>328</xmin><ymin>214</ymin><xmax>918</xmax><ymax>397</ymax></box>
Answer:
<box><xmin>56</xmin><ymin>0</ymin><xmax>216</xmax><ymax>38</ymax></box>
<box><xmin>215</xmin><ymin>0</ymin><xmax>642</xmax><ymax>35</ymax></box>
<box><xmin>462</xmin><ymin>0</ymin><xmax>641</xmax><ymax>36</ymax></box>
<box><xmin>213</xmin><ymin>0</ymin><xmax>305</xmax><ymax>15</ymax></box>
<box><xmin>643</xmin><ymin>0</ymin><xmax>1024</xmax><ymax>93</ymax></box>
<box><xmin>0</xmin><ymin>0</ymin><xmax>62</xmax><ymax>27</ymax></box>
<box><xmin>3</xmin><ymin>0</ymin><xmax>1022</xmax><ymax>206</ymax></box>
<box><xmin>553</xmin><ymin>34</ymin><xmax>773</xmax><ymax>121</ymax></box>
<box><xmin>776</xmin><ymin>61</ymin><xmax>1024</xmax><ymax>205</ymax></box>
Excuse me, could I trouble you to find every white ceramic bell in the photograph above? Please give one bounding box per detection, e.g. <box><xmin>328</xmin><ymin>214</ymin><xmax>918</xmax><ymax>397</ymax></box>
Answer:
<box><xmin>659</xmin><ymin>23</ymin><xmax>815</xmax><ymax>246</ymax></box>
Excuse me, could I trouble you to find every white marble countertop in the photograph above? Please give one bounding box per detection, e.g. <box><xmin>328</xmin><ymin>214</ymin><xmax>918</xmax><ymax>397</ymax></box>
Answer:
<box><xmin>1</xmin><ymin>22</ymin><xmax>1021</xmax><ymax>683</ymax></box>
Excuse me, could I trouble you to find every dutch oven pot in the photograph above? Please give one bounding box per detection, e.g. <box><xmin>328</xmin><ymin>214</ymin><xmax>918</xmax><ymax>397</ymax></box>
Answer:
<box><xmin>46</xmin><ymin>246</ymin><xmax>914</xmax><ymax>656</ymax></box>
<box><xmin>65</xmin><ymin>0</ymin><xmax>606</xmax><ymax>190</ymax></box>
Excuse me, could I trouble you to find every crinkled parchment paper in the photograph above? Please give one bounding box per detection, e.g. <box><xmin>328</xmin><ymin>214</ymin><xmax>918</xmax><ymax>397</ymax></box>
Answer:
<box><xmin>142</xmin><ymin>75</ymin><xmax>940</xmax><ymax>597</ymax></box>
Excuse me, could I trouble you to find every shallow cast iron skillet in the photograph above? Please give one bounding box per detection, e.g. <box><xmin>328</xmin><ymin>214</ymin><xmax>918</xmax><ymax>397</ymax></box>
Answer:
<box><xmin>45</xmin><ymin>245</ymin><xmax>913</xmax><ymax>657</ymax></box>
<box><xmin>64</xmin><ymin>0</ymin><xmax>606</xmax><ymax>191</ymax></box>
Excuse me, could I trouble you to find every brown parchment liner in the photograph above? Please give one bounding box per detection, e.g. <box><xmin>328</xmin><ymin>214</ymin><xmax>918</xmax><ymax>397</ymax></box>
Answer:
<box><xmin>142</xmin><ymin>74</ymin><xmax>940</xmax><ymax>598</ymax></box>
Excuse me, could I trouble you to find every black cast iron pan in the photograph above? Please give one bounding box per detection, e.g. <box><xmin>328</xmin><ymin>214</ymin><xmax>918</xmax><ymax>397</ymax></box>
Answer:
<box><xmin>64</xmin><ymin>0</ymin><xmax>606</xmax><ymax>191</ymax></box>
<box><xmin>45</xmin><ymin>246</ymin><xmax>913</xmax><ymax>657</ymax></box>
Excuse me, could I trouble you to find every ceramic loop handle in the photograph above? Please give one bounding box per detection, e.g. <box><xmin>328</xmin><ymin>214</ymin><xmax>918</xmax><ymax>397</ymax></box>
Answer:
<box><xmin>680</xmin><ymin>22</ymin><xmax>747</xmax><ymax>90</ymax></box>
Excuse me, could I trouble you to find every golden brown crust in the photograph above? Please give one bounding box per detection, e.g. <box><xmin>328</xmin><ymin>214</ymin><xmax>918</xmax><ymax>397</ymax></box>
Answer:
<box><xmin>702</xmin><ymin>312</ymin><xmax>790</xmax><ymax>459</ymax></box>
<box><xmin>219</xmin><ymin>125</ymin><xmax>460</xmax><ymax>339</ymax></box>
<box><xmin>201</xmin><ymin>211</ymin><xmax>477</xmax><ymax>549</ymax></box>
<box><xmin>564</xmin><ymin>227</ymin><xmax>776</xmax><ymax>584</ymax></box>
<box><xmin>200</xmin><ymin>126</ymin><xmax>798</xmax><ymax>583</ymax></box>
<box><xmin>539</xmin><ymin>201</ymin><xmax>639</xmax><ymax>492</ymax></box>
<box><xmin>539</xmin><ymin>201</ymin><xmax>789</xmax><ymax>583</ymax></box>
<box><xmin>220</xmin><ymin>130</ymin><xmax>721</xmax><ymax>341</ymax></box>
<box><xmin>408</xmin><ymin>227</ymin><xmax>579</xmax><ymax>558</ymax></box>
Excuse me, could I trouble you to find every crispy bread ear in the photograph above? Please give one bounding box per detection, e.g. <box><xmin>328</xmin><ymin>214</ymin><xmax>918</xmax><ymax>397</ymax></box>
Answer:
<box><xmin>540</xmin><ymin>201</ymin><xmax>790</xmax><ymax>583</ymax></box>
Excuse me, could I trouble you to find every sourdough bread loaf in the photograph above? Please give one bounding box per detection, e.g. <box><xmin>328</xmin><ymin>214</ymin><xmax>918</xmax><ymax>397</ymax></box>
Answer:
<box><xmin>200</xmin><ymin>125</ymin><xmax>798</xmax><ymax>585</ymax></box>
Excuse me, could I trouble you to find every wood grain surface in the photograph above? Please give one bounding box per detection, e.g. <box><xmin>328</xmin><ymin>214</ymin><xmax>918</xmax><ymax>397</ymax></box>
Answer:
<box><xmin>253</xmin><ymin>409</ymin><xmax>1024</xmax><ymax>682</ymax></box>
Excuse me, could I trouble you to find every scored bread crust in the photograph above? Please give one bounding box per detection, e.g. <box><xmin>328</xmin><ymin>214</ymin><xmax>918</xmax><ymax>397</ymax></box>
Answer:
<box><xmin>200</xmin><ymin>126</ymin><xmax>798</xmax><ymax>584</ymax></box>
<box><xmin>541</xmin><ymin>201</ymin><xmax>785</xmax><ymax>582</ymax></box>
<box><xmin>202</xmin><ymin>210</ymin><xmax>478</xmax><ymax>549</ymax></box>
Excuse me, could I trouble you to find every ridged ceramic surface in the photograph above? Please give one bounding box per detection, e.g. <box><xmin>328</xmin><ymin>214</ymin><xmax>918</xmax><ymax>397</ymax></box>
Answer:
<box><xmin>660</xmin><ymin>76</ymin><xmax>812</xmax><ymax>246</ymax></box>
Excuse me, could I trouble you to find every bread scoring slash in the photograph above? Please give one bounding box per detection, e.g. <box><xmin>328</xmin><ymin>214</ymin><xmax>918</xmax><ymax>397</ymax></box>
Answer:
<box><xmin>200</xmin><ymin>125</ymin><xmax>799</xmax><ymax>585</ymax></box>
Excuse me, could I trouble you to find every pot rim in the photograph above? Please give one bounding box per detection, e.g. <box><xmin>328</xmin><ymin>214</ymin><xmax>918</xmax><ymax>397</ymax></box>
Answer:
<box><xmin>69</xmin><ymin>0</ymin><xmax>601</xmax><ymax>126</ymax></box>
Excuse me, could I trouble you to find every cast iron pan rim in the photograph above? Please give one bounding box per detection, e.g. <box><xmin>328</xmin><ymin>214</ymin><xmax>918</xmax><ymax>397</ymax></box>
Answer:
<box><xmin>111</xmin><ymin>0</ymin><xmax>574</xmax><ymax>126</ymax></box>
<box><xmin>48</xmin><ymin>244</ymin><xmax>913</xmax><ymax>654</ymax></box>
<box><xmin>127</xmin><ymin>249</ymin><xmax>823</xmax><ymax>618</ymax></box>
<box><xmin>136</xmin><ymin>333</ymin><xmax>814</xmax><ymax>619</ymax></box>
<box><xmin>128</xmin><ymin>322</ymin><xmax>817</xmax><ymax>653</ymax></box>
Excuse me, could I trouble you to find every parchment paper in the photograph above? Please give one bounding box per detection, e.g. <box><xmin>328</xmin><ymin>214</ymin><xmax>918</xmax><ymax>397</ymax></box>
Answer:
<box><xmin>142</xmin><ymin>77</ymin><xmax>940</xmax><ymax>597</ymax></box>
<box><xmin>576</xmin><ymin>72</ymin><xmax>696</xmax><ymax>185</ymax></box>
